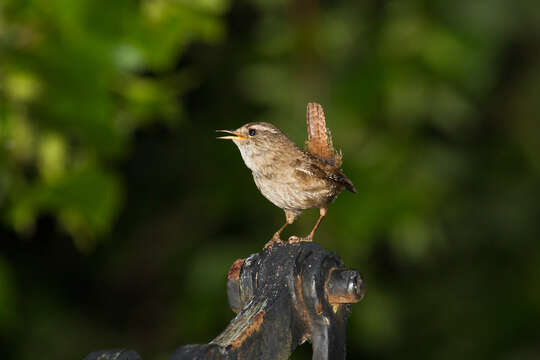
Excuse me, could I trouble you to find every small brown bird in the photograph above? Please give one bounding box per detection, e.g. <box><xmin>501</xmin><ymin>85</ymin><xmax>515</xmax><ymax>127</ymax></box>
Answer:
<box><xmin>217</xmin><ymin>103</ymin><xmax>356</xmax><ymax>248</ymax></box>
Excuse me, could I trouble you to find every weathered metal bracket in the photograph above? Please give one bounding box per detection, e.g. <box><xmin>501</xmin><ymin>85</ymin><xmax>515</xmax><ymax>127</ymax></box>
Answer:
<box><xmin>84</xmin><ymin>241</ymin><xmax>365</xmax><ymax>360</ymax></box>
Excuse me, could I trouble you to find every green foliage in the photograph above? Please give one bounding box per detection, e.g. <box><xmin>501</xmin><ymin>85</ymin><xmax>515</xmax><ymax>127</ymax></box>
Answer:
<box><xmin>0</xmin><ymin>0</ymin><xmax>226</xmax><ymax>248</ymax></box>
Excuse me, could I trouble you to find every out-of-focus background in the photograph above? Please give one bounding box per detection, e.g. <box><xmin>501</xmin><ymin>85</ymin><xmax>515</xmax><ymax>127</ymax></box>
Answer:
<box><xmin>1</xmin><ymin>0</ymin><xmax>540</xmax><ymax>359</ymax></box>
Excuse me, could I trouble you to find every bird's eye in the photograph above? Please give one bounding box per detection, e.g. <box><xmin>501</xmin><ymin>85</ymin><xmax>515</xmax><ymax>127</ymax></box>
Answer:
<box><xmin>248</xmin><ymin>129</ymin><xmax>256</xmax><ymax>136</ymax></box>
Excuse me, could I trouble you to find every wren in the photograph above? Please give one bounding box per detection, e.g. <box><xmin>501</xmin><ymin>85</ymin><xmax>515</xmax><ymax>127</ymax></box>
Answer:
<box><xmin>217</xmin><ymin>102</ymin><xmax>356</xmax><ymax>248</ymax></box>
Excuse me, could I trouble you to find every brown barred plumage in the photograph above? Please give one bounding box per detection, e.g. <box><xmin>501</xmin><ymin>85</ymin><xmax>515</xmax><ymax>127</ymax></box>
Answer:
<box><xmin>217</xmin><ymin>102</ymin><xmax>355</xmax><ymax>248</ymax></box>
<box><xmin>305</xmin><ymin>102</ymin><xmax>342</xmax><ymax>168</ymax></box>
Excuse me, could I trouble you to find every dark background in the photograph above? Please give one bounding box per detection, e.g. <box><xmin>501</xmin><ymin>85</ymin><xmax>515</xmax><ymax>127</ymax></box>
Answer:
<box><xmin>1</xmin><ymin>0</ymin><xmax>540</xmax><ymax>359</ymax></box>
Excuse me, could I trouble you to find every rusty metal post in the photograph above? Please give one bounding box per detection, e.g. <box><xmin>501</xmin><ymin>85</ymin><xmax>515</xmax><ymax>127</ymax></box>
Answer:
<box><xmin>85</xmin><ymin>241</ymin><xmax>365</xmax><ymax>360</ymax></box>
<box><xmin>171</xmin><ymin>241</ymin><xmax>364</xmax><ymax>360</ymax></box>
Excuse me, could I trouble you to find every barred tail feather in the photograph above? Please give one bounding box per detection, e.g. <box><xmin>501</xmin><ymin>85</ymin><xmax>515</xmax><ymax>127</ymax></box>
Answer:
<box><xmin>306</xmin><ymin>102</ymin><xmax>340</xmax><ymax>165</ymax></box>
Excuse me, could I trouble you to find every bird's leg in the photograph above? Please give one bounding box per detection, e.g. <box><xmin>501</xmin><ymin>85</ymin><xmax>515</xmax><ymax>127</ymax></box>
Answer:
<box><xmin>272</xmin><ymin>221</ymin><xmax>289</xmax><ymax>241</ymax></box>
<box><xmin>264</xmin><ymin>210</ymin><xmax>299</xmax><ymax>250</ymax></box>
<box><xmin>289</xmin><ymin>207</ymin><xmax>327</xmax><ymax>243</ymax></box>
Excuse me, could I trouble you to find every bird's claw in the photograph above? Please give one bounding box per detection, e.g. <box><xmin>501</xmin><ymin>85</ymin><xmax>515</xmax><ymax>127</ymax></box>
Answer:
<box><xmin>263</xmin><ymin>233</ymin><xmax>284</xmax><ymax>250</ymax></box>
<box><xmin>264</xmin><ymin>234</ymin><xmax>313</xmax><ymax>250</ymax></box>
<box><xmin>287</xmin><ymin>235</ymin><xmax>313</xmax><ymax>244</ymax></box>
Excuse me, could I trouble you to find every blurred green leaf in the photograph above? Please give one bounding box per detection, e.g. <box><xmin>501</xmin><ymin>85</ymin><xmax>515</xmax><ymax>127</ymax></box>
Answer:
<box><xmin>0</xmin><ymin>0</ymin><xmax>227</xmax><ymax>245</ymax></box>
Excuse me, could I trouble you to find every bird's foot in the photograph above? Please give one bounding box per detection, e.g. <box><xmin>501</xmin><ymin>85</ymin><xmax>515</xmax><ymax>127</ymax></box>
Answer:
<box><xmin>263</xmin><ymin>233</ymin><xmax>284</xmax><ymax>250</ymax></box>
<box><xmin>287</xmin><ymin>235</ymin><xmax>313</xmax><ymax>244</ymax></box>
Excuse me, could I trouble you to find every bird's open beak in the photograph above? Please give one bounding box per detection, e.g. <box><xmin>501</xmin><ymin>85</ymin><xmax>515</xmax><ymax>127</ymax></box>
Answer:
<box><xmin>216</xmin><ymin>130</ymin><xmax>247</xmax><ymax>140</ymax></box>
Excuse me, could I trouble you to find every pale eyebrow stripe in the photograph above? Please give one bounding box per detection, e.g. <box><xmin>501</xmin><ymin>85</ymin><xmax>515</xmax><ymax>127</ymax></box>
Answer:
<box><xmin>250</xmin><ymin>124</ymin><xmax>278</xmax><ymax>133</ymax></box>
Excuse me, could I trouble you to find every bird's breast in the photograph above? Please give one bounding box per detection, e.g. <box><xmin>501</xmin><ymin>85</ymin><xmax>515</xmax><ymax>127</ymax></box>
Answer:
<box><xmin>252</xmin><ymin>172</ymin><xmax>338</xmax><ymax>211</ymax></box>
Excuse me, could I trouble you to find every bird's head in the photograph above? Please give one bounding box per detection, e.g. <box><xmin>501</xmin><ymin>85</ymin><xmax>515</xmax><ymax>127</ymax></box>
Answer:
<box><xmin>216</xmin><ymin>122</ymin><xmax>291</xmax><ymax>171</ymax></box>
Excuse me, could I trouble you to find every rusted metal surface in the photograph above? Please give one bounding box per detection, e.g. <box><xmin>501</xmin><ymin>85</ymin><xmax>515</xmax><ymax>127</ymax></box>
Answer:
<box><xmin>85</xmin><ymin>241</ymin><xmax>365</xmax><ymax>360</ymax></box>
<box><xmin>226</xmin><ymin>258</ymin><xmax>245</xmax><ymax>313</ymax></box>
<box><xmin>325</xmin><ymin>268</ymin><xmax>365</xmax><ymax>305</ymax></box>
<box><xmin>227</xmin><ymin>258</ymin><xmax>244</xmax><ymax>280</ymax></box>
<box><xmin>228</xmin><ymin>310</ymin><xmax>265</xmax><ymax>348</ymax></box>
<box><xmin>211</xmin><ymin>299</ymin><xmax>268</xmax><ymax>349</ymax></box>
<box><xmin>172</xmin><ymin>241</ymin><xmax>365</xmax><ymax>360</ymax></box>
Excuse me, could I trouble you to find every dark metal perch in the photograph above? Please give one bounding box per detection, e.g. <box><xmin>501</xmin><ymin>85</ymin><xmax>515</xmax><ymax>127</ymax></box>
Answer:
<box><xmin>84</xmin><ymin>241</ymin><xmax>365</xmax><ymax>360</ymax></box>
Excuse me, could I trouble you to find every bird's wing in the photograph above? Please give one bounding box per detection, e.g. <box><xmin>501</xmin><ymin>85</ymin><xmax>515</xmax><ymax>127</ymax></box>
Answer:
<box><xmin>305</xmin><ymin>102</ymin><xmax>342</xmax><ymax>167</ymax></box>
<box><xmin>295</xmin><ymin>160</ymin><xmax>356</xmax><ymax>194</ymax></box>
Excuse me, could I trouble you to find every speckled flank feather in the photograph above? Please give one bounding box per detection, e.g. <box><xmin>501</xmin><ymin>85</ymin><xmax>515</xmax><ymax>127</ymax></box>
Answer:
<box><xmin>305</xmin><ymin>103</ymin><xmax>342</xmax><ymax>168</ymax></box>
